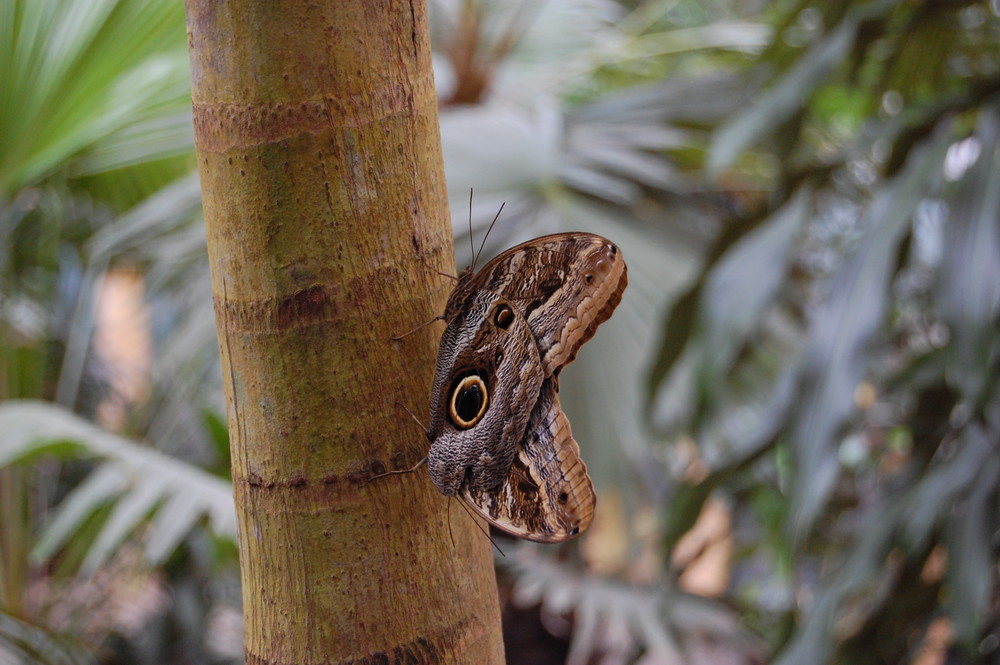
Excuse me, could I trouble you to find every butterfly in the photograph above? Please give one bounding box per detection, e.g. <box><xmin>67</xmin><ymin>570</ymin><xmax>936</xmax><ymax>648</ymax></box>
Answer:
<box><xmin>424</xmin><ymin>232</ymin><xmax>627</xmax><ymax>542</ymax></box>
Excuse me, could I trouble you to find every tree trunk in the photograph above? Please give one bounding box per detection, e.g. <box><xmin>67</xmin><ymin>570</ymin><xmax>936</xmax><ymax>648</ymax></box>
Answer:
<box><xmin>184</xmin><ymin>1</ymin><xmax>505</xmax><ymax>663</ymax></box>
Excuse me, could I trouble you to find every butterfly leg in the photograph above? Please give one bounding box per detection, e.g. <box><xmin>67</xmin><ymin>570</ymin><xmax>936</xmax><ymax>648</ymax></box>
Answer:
<box><xmin>389</xmin><ymin>315</ymin><xmax>445</xmax><ymax>341</ymax></box>
<box><xmin>368</xmin><ymin>456</ymin><xmax>427</xmax><ymax>481</ymax></box>
<box><xmin>394</xmin><ymin>400</ymin><xmax>430</xmax><ymax>437</ymax></box>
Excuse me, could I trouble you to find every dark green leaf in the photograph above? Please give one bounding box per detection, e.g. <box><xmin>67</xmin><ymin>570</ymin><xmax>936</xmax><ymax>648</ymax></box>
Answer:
<box><xmin>697</xmin><ymin>187</ymin><xmax>810</xmax><ymax>388</ymax></box>
<box><xmin>934</xmin><ymin>105</ymin><xmax>1000</xmax><ymax>404</ymax></box>
<box><xmin>785</xmin><ymin>124</ymin><xmax>954</xmax><ymax>540</ymax></box>
<box><xmin>944</xmin><ymin>428</ymin><xmax>1000</xmax><ymax>651</ymax></box>
<box><xmin>708</xmin><ymin>18</ymin><xmax>857</xmax><ymax>175</ymax></box>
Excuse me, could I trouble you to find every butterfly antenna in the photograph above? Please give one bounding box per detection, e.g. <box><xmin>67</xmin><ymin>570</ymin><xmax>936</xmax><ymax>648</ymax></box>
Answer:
<box><xmin>468</xmin><ymin>188</ymin><xmax>476</xmax><ymax>270</ymax></box>
<box><xmin>473</xmin><ymin>201</ymin><xmax>506</xmax><ymax>270</ymax></box>
<box><xmin>451</xmin><ymin>496</ymin><xmax>505</xmax><ymax>557</ymax></box>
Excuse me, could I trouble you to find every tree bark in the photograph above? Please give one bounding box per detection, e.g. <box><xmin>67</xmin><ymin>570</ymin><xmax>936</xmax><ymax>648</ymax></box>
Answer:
<box><xmin>184</xmin><ymin>1</ymin><xmax>505</xmax><ymax>663</ymax></box>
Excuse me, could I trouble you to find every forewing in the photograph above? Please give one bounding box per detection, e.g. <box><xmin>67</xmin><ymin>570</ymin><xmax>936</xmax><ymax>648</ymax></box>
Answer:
<box><xmin>461</xmin><ymin>380</ymin><xmax>595</xmax><ymax>542</ymax></box>
<box><xmin>463</xmin><ymin>233</ymin><xmax>627</xmax><ymax>376</ymax></box>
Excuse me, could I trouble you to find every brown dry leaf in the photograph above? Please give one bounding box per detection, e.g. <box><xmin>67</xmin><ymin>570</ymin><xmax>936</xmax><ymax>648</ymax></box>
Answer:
<box><xmin>672</xmin><ymin>497</ymin><xmax>732</xmax><ymax>597</ymax></box>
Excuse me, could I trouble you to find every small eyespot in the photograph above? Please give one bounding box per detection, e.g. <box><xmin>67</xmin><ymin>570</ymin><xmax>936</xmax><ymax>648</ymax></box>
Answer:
<box><xmin>569</xmin><ymin>526</ymin><xmax>579</xmax><ymax>535</ymax></box>
<box><xmin>584</xmin><ymin>274</ymin><xmax>593</xmax><ymax>284</ymax></box>
<box><xmin>558</xmin><ymin>492</ymin><xmax>569</xmax><ymax>504</ymax></box>
<box><xmin>493</xmin><ymin>303</ymin><xmax>514</xmax><ymax>329</ymax></box>
<box><xmin>495</xmin><ymin>349</ymin><xmax>504</xmax><ymax>365</ymax></box>
<box><xmin>449</xmin><ymin>375</ymin><xmax>489</xmax><ymax>429</ymax></box>
<box><xmin>608</xmin><ymin>243</ymin><xmax>617</xmax><ymax>255</ymax></box>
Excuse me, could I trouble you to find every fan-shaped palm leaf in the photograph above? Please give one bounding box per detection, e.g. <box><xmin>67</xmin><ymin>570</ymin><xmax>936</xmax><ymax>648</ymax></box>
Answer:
<box><xmin>0</xmin><ymin>400</ymin><xmax>235</xmax><ymax>575</ymax></box>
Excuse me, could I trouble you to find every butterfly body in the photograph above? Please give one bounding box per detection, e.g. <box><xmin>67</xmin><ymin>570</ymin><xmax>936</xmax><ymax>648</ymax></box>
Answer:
<box><xmin>426</xmin><ymin>233</ymin><xmax>627</xmax><ymax>542</ymax></box>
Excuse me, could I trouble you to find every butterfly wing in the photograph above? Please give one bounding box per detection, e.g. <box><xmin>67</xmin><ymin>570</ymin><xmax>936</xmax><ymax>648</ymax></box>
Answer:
<box><xmin>459</xmin><ymin>233</ymin><xmax>628</xmax><ymax>377</ymax></box>
<box><xmin>446</xmin><ymin>233</ymin><xmax>625</xmax><ymax>541</ymax></box>
<box><xmin>461</xmin><ymin>380</ymin><xmax>594</xmax><ymax>542</ymax></box>
<box><xmin>426</xmin><ymin>292</ymin><xmax>545</xmax><ymax>497</ymax></box>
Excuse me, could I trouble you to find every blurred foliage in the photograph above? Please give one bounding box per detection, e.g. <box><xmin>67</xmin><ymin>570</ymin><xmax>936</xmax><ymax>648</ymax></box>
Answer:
<box><xmin>0</xmin><ymin>1</ymin><xmax>232</xmax><ymax>663</ymax></box>
<box><xmin>1</xmin><ymin>0</ymin><xmax>999</xmax><ymax>664</ymax></box>
<box><xmin>0</xmin><ymin>611</ymin><xmax>97</xmax><ymax>665</ymax></box>
<box><xmin>647</xmin><ymin>1</ymin><xmax>1000</xmax><ymax>664</ymax></box>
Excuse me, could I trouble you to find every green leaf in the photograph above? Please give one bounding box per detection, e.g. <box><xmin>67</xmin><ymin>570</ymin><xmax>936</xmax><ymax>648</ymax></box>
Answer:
<box><xmin>78</xmin><ymin>471</ymin><xmax>165</xmax><ymax>573</ymax></box>
<box><xmin>707</xmin><ymin>18</ymin><xmax>857</xmax><ymax>175</ymax></box>
<box><xmin>0</xmin><ymin>400</ymin><xmax>236</xmax><ymax>573</ymax></box>
<box><xmin>775</xmin><ymin>422</ymin><xmax>1000</xmax><ymax>665</ymax></box>
<box><xmin>900</xmin><ymin>423</ymin><xmax>997</xmax><ymax>550</ymax></box>
<box><xmin>772</xmin><ymin>502</ymin><xmax>905</xmax><ymax>665</ymax></box>
<box><xmin>0</xmin><ymin>611</ymin><xmax>97</xmax><ymax>665</ymax></box>
<box><xmin>31</xmin><ymin>465</ymin><xmax>128</xmax><ymax>562</ymax></box>
<box><xmin>697</xmin><ymin>187</ymin><xmax>810</xmax><ymax>391</ymax></box>
<box><xmin>0</xmin><ymin>0</ymin><xmax>189</xmax><ymax>195</ymax></box>
<box><xmin>707</xmin><ymin>0</ymin><xmax>911</xmax><ymax>175</ymax></box>
<box><xmin>934</xmin><ymin>105</ymin><xmax>1000</xmax><ymax>404</ymax></box>
<box><xmin>786</xmin><ymin>123</ymin><xmax>954</xmax><ymax>540</ymax></box>
<box><xmin>944</xmin><ymin>432</ymin><xmax>1000</xmax><ymax>652</ymax></box>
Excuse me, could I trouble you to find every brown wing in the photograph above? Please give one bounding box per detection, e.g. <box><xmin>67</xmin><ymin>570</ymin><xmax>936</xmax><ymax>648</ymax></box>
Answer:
<box><xmin>438</xmin><ymin>233</ymin><xmax>625</xmax><ymax>542</ymax></box>
<box><xmin>426</xmin><ymin>293</ymin><xmax>544</xmax><ymax>497</ymax></box>
<box><xmin>461</xmin><ymin>380</ymin><xmax>595</xmax><ymax>542</ymax></box>
<box><xmin>452</xmin><ymin>233</ymin><xmax>628</xmax><ymax>377</ymax></box>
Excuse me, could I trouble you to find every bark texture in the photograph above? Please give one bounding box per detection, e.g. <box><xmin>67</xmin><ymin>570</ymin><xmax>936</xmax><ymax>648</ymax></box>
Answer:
<box><xmin>185</xmin><ymin>1</ymin><xmax>505</xmax><ymax>663</ymax></box>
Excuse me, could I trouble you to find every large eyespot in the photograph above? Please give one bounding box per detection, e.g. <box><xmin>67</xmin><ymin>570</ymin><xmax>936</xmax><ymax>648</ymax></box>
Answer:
<box><xmin>449</xmin><ymin>375</ymin><xmax>489</xmax><ymax>429</ymax></box>
<box><xmin>493</xmin><ymin>303</ymin><xmax>514</xmax><ymax>329</ymax></box>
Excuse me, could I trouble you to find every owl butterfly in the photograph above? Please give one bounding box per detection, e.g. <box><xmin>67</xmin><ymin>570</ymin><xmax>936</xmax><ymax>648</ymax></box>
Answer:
<box><xmin>426</xmin><ymin>233</ymin><xmax>627</xmax><ymax>542</ymax></box>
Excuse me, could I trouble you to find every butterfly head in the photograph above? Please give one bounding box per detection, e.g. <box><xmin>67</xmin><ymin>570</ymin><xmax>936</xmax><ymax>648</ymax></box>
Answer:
<box><xmin>443</xmin><ymin>266</ymin><xmax>476</xmax><ymax>322</ymax></box>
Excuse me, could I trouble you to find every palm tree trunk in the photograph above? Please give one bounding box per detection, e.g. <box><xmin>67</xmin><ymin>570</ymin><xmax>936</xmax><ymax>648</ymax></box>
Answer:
<box><xmin>184</xmin><ymin>1</ymin><xmax>505</xmax><ymax>662</ymax></box>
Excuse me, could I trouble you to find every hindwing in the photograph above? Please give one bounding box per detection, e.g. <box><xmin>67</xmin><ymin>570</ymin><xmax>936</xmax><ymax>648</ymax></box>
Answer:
<box><xmin>461</xmin><ymin>380</ymin><xmax>594</xmax><ymax>542</ymax></box>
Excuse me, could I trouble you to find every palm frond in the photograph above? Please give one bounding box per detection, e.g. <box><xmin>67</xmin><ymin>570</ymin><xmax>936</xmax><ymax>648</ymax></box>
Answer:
<box><xmin>0</xmin><ymin>400</ymin><xmax>235</xmax><ymax>574</ymax></box>
<box><xmin>0</xmin><ymin>0</ymin><xmax>190</xmax><ymax>198</ymax></box>
<box><xmin>0</xmin><ymin>611</ymin><xmax>97</xmax><ymax>665</ymax></box>
<box><xmin>501</xmin><ymin>543</ymin><xmax>759</xmax><ymax>665</ymax></box>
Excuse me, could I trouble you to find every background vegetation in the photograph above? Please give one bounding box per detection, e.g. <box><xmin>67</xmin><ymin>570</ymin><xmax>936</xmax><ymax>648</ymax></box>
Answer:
<box><xmin>1</xmin><ymin>0</ymin><xmax>997</xmax><ymax>663</ymax></box>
